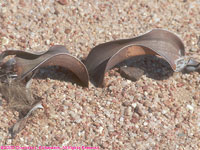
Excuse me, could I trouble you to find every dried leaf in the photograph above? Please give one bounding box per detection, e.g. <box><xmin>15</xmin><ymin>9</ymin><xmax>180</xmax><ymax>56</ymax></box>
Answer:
<box><xmin>85</xmin><ymin>29</ymin><xmax>187</xmax><ymax>86</ymax></box>
<box><xmin>0</xmin><ymin>45</ymin><xmax>89</xmax><ymax>137</ymax></box>
<box><xmin>0</xmin><ymin>45</ymin><xmax>89</xmax><ymax>86</ymax></box>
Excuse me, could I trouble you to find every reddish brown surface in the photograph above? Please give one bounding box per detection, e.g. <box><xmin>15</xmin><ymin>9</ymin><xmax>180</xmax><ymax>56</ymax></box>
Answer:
<box><xmin>0</xmin><ymin>0</ymin><xmax>199</xmax><ymax>149</ymax></box>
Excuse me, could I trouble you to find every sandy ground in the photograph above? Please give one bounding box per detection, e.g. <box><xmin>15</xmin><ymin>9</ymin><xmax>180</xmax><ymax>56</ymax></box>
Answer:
<box><xmin>0</xmin><ymin>0</ymin><xmax>200</xmax><ymax>149</ymax></box>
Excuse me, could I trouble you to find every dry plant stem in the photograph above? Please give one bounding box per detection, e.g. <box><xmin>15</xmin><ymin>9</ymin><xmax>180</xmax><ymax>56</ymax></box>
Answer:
<box><xmin>10</xmin><ymin>102</ymin><xmax>43</xmax><ymax>138</ymax></box>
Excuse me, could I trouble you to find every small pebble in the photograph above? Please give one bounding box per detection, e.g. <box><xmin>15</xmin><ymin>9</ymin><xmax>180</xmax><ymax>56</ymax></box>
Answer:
<box><xmin>132</xmin><ymin>103</ymin><xmax>137</xmax><ymax>108</ymax></box>
<box><xmin>98</xmin><ymin>126</ymin><xmax>104</xmax><ymax>134</ymax></box>
<box><xmin>143</xmin><ymin>122</ymin><xmax>148</xmax><ymax>126</ymax></box>
<box><xmin>1</xmin><ymin>37</ymin><xmax>9</xmax><ymax>45</ymax></box>
<box><xmin>122</xmin><ymin>101</ymin><xmax>131</xmax><ymax>107</ymax></box>
<box><xmin>58</xmin><ymin>0</ymin><xmax>67</xmax><ymax>5</ymax></box>
<box><xmin>131</xmin><ymin>114</ymin><xmax>139</xmax><ymax>123</ymax></box>
<box><xmin>65</xmin><ymin>29</ymin><xmax>71</xmax><ymax>34</ymax></box>
<box><xmin>197</xmin><ymin>36</ymin><xmax>200</xmax><ymax>48</ymax></box>
<box><xmin>120</xmin><ymin>66</ymin><xmax>144</xmax><ymax>81</ymax></box>
<box><xmin>186</xmin><ymin>104</ymin><xmax>194</xmax><ymax>112</ymax></box>
<box><xmin>134</xmin><ymin>106</ymin><xmax>143</xmax><ymax>116</ymax></box>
